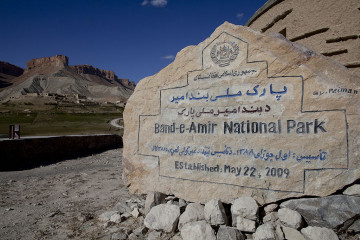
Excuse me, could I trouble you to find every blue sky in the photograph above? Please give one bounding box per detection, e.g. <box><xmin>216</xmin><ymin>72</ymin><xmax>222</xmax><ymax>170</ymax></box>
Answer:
<box><xmin>1</xmin><ymin>0</ymin><xmax>267</xmax><ymax>84</ymax></box>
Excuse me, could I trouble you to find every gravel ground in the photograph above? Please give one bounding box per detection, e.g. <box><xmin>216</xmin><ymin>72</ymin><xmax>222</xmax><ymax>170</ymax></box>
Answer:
<box><xmin>0</xmin><ymin>148</ymin><xmax>140</xmax><ymax>240</ymax></box>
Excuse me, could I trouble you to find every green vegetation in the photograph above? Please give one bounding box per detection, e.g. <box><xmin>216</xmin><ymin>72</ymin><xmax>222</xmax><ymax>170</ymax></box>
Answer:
<box><xmin>0</xmin><ymin>103</ymin><xmax>124</xmax><ymax>136</ymax></box>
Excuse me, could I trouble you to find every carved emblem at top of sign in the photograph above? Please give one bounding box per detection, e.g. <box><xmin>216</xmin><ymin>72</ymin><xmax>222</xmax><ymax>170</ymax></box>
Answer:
<box><xmin>210</xmin><ymin>41</ymin><xmax>239</xmax><ymax>67</ymax></box>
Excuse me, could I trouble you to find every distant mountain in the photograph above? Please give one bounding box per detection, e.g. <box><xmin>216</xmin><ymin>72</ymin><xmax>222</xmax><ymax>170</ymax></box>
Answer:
<box><xmin>0</xmin><ymin>61</ymin><xmax>24</xmax><ymax>88</ymax></box>
<box><xmin>0</xmin><ymin>55</ymin><xmax>135</xmax><ymax>102</ymax></box>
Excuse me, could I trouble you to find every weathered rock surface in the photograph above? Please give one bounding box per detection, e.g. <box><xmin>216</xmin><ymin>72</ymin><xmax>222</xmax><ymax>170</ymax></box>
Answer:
<box><xmin>253</xmin><ymin>223</ymin><xmax>277</xmax><ymax>240</ymax></box>
<box><xmin>99</xmin><ymin>210</ymin><xmax>119</xmax><ymax>222</ymax></box>
<box><xmin>216</xmin><ymin>226</ymin><xmax>245</xmax><ymax>240</ymax></box>
<box><xmin>144</xmin><ymin>203</ymin><xmax>180</xmax><ymax>232</ymax></box>
<box><xmin>232</xmin><ymin>197</ymin><xmax>259</xmax><ymax>226</ymax></box>
<box><xmin>280</xmin><ymin>195</ymin><xmax>360</xmax><ymax>231</ymax></box>
<box><xmin>278</xmin><ymin>208</ymin><xmax>303</xmax><ymax>229</ymax></box>
<box><xmin>282</xmin><ymin>226</ymin><xmax>306</xmax><ymax>240</ymax></box>
<box><xmin>263</xmin><ymin>212</ymin><xmax>278</xmax><ymax>223</ymax></box>
<box><xmin>178</xmin><ymin>203</ymin><xmax>205</xmax><ymax>230</ymax></box>
<box><xmin>236</xmin><ymin>216</ymin><xmax>256</xmax><ymax>233</ymax></box>
<box><xmin>344</xmin><ymin>184</ymin><xmax>360</xmax><ymax>196</ymax></box>
<box><xmin>181</xmin><ymin>220</ymin><xmax>216</xmax><ymax>240</ymax></box>
<box><xmin>144</xmin><ymin>191</ymin><xmax>167</xmax><ymax>214</ymax></box>
<box><xmin>204</xmin><ymin>199</ymin><xmax>228</xmax><ymax>226</ymax></box>
<box><xmin>123</xmin><ymin>21</ymin><xmax>360</xmax><ymax>204</ymax></box>
<box><xmin>301</xmin><ymin>226</ymin><xmax>339</xmax><ymax>240</ymax></box>
<box><xmin>264</xmin><ymin>204</ymin><xmax>278</xmax><ymax>214</ymax></box>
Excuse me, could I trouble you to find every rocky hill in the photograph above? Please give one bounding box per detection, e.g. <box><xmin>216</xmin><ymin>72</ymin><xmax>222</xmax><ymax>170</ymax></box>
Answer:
<box><xmin>0</xmin><ymin>55</ymin><xmax>135</xmax><ymax>103</ymax></box>
<box><xmin>0</xmin><ymin>61</ymin><xmax>24</xmax><ymax>88</ymax></box>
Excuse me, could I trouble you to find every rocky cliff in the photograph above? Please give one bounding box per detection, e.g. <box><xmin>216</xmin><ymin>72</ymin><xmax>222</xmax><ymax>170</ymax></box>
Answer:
<box><xmin>71</xmin><ymin>65</ymin><xmax>135</xmax><ymax>90</ymax></box>
<box><xmin>0</xmin><ymin>55</ymin><xmax>135</xmax><ymax>102</ymax></box>
<box><xmin>26</xmin><ymin>55</ymin><xmax>68</xmax><ymax>72</ymax></box>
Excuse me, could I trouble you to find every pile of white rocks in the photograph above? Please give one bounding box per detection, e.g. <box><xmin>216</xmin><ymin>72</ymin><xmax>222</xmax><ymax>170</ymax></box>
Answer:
<box><xmin>98</xmin><ymin>185</ymin><xmax>360</xmax><ymax>240</ymax></box>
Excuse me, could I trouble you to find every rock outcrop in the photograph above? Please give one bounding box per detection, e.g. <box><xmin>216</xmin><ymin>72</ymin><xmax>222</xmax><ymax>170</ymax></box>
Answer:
<box><xmin>26</xmin><ymin>55</ymin><xmax>68</xmax><ymax>71</ymax></box>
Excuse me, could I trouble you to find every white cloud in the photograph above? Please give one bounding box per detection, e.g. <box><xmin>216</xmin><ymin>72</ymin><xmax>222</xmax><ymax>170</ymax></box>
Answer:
<box><xmin>236</xmin><ymin>13</ymin><xmax>244</xmax><ymax>19</ymax></box>
<box><xmin>162</xmin><ymin>55</ymin><xmax>175</xmax><ymax>60</ymax></box>
<box><xmin>142</xmin><ymin>0</ymin><xmax>168</xmax><ymax>7</ymax></box>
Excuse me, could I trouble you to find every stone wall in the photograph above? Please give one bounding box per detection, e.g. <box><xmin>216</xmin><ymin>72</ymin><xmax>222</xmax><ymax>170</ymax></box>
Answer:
<box><xmin>0</xmin><ymin>134</ymin><xmax>122</xmax><ymax>171</ymax></box>
<box><xmin>246</xmin><ymin>0</ymin><xmax>360</xmax><ymax>75</ymax></box>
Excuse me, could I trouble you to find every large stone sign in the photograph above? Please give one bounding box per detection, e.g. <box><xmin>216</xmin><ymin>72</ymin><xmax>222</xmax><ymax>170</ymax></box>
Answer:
<box><xmin>123</xmin><ymin>22</ymin><xmax>359</xmax><ymax>204</ymax></box>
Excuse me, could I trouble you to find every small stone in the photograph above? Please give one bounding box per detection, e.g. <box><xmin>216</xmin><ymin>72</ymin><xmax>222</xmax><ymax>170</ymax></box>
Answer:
<box><xmin>275</xmin><ymin>224</ymin><xmax>285</xmax><ymax>240</ymax></box>
<box><xmin>278</xmin><ymin>208</ymin><xmax>303</xmax><ymax>230</ymax></box>
<box><xmin>146</xmin><ymin>231</ymin><xmax>161</xmax><ymax>240</ymax></box>
<box><xmin>110</xmin><ymin>213</ymin><xmax>122</xmax><ymax>223</ymax></box>
<box><xmin>181</xmin><ymin>220</ymin><xmax>216</xmax><ymax>240</ymax></box>
<box><xmin>343</xmin><ymin>184</ymin><xmax>360</xmax><ymax>196</ymax></box>
<box><xmin>115</xmin><ymin>201</ymin><xmax>131</xmax><ymax>214</ymax></box>
<box><xmin>204</xmin><ymin>199</ymin><xmax>228</xmax><ymax>226</ymax></box>
<box><xmin>253</xmin><ymin>223</ymin><xmax>277</xmax><ymax>240</ymax></box>
<box><xmin>282</xmin><ymin>226</ymin><xmax>306</xmax><ymax>240</ymax></box>
<box><xmin>144</xmin><ymin>192</ymin><xmax>166</xmax><ymax>215</ymax></box>
<box><xmin>127</xmin><ymin>233</ymin><xmax>137</xmax><ymax>240</ymax></box>
<box><xmin>112</xmin><ymin>232</ymin><xmax>128</xmax><ymax>240</ymax></box>
<box><xmin>179</xmin><ymin>199</ymin><xmax>187</xmax><ymax>208</ymax></box>
<box><xmin>99</xmin><ymin>211</ymin><xmax>119</xmax><ymax>222</ymax></box>
<box><xmin>165</xmin><ymin>195</ymin><xmax>176</xmax><ymax>201</ymax></box>
<box><xmin>78</xmin><ymin>212</ymin><xmax>94</xmax><ymax>223</ymax></box>
<box><xmin>216</xmin><ymin>225</ymin><xmax>245</xmax><ymax>240</ymax></box>
<box><xmin>263</xmin><ymin>212</ymin><xmax>278</xmax><ymax>223</ymax></box>
<box><xmin>130</xmin><ymin>208</ymin><xmax>140</xmax><ymax>218</ymax></box>
<box><xmin>121</xmin><ymin>212</ymin><xmax>132</xmax><ymax>220</ymax></box>
<box><xmin>301</xmin><ymin>226</ymin><xmax>339</xmax><ymax>240</ymax></box>
<box><xmin>144</xmin><ymin>203</ymin><xmax>180</xmax><ymax>232</ymax></box>
<box><xmin>133</xmin><ymin>226</ymin><xmax>148</xmax><ymax>236</ymax></box>
<box><xmin>349</xmin><ymin>219</ymin><xmax>360</xmax><ymax>233</ymax></box>
<box><xmin>236</xmin><ymin>216</ymin><xmax>256</xmax><ymax>233</ymax></box>
<box><xmin>231</xmin><ymin>197</ymin><xmax>259</xmax><ymax>226</ymax></box>
<box><xmin>178</xmin><ymin>203</ymin><xmax>205</xmax><ymax>230</ymax></box>
<box><xmin>264</xmin><ymin>204</ymin><xmax>278</xmax><ymax>214</ymax></box>
<box><xmin>5</xmin><ymin>208</ymin><xmax>14</xmax><ymax>211</ymax></box>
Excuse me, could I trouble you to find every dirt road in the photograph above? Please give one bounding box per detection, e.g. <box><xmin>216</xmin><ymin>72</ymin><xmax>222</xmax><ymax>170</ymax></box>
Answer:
<box><xmin>0</xmin><ymin>148</ymin><xmax>139</xmax><ymax>240</ymax></box>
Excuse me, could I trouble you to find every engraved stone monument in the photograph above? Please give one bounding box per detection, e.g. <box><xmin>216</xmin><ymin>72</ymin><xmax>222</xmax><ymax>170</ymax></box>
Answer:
<box><xmin>123</xmin><ymin>22</ymin><xmax>359</xmax><ymax>204</ymax></box>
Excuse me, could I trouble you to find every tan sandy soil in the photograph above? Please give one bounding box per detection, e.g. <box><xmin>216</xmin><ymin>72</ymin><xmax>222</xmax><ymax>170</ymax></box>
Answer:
<box><xmin>0</xmin><ymin>148</ymin><xmax>141</xmax><ymax>240</ymax></box>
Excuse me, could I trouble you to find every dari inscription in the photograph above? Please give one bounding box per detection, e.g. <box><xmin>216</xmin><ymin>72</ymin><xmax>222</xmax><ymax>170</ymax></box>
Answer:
<box><xmin>137</xmin><ymin>32</ymin><xmax>348</xmax><ymax>194</ymax></box>
<box><xmin>123</xmin><ymin>23</ymin><xmax>359</xmax><ymax>204</ymax></box>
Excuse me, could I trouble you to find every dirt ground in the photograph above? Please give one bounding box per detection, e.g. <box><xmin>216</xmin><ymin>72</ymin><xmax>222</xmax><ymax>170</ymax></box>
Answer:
<box><xmin>0</xmin><ymin>148</ymin><xmax>141</xmax><ymax>240</ymax></box>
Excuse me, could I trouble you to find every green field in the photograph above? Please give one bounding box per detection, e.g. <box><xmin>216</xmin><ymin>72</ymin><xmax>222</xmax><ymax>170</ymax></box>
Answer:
<box><xmin>0</xmin><ymin>102</ymin><xmax>124</xmax><ymax>136</ymax></box>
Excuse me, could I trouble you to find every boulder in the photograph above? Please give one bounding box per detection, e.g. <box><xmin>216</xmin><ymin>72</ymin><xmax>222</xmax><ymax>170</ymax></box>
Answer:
<box><xmin>343</xmin><ymin>184</ymin><xmax>360</xmax><ymax>196</ymax></box>
<box><xmin>236</xmin><ymin>216</ymin><xmax>256</xmax><ymax>233</ymax></box>
<box><xmin>204</xmin><ymin>199</ymin><xmax>228</xmax><ymax>226</ymax></box>
<box><xmin>263</xmin><ymin>212</ymin><xmax>278</xmax><ymax>223</ymax></box>
<box><xmin>181</xmin><ymin>220</ymin><xmax>216</xmax><ymax>240</ymax></box>
<box><xmin>278</xmin><ymin>208</ymin><xmax>303</xmax><ymax>229</ymax></box>
<box><xmin>144</xmin><ymin>203</ymin><xmax>180</xmax><ymax>232</ymax></box>
<box><xmin>280</xmin><ymin>195</ymin><xmax>360</xmax><ymax>232</ymax></box>
<box><xmin>99</xmin><ymin>211</ymin><xmax>119</xmax><ymax>222</ymax></box>
<box><xmin>232</xmin><ymin>197</ymin><xmax>259</xmax><ymax>226</ymax></box>
<box><xmin>216</xmin><ymin>226</ymin><xmax>245</xmax><ymax>240</ymax></box>
<box><xmin>144</xmin><ymin>191</ymin><xmax>166</xmax><ymax>214</ymax></box>
<box><xmin>123</xmin><ymin>21</ymin><xmax>360</xmax><ymax>204</ymax></box>
<box><xmin>253</xmin><ymin>223</ymin><xmax>277</xmax><ymax>240</ymax></box>
<box><xmin>178</xmin><ymin>203</ymin><xmax>205</xmax><ymax>230</ymax></box>
<box><xmin>264</xmin><ymin>204</ymin><xmax>278</xmax><ymax>214</ymax></box>
<box><xmin>300</xmin><ymin>226</ymin><xmax>339</xmax><ymax>240</ymax></box>
<box><xmin>282</xmin><ymin>226</ymin><xmax>306</xmax><ymax>240</ymax></box>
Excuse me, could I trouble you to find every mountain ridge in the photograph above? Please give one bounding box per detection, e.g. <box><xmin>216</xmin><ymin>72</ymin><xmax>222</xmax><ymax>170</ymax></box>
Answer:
<box><xmin>0</xmin><ymin>55</ymin><xmax>135</xmax><ymax>103</ymax></box>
